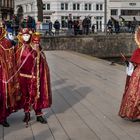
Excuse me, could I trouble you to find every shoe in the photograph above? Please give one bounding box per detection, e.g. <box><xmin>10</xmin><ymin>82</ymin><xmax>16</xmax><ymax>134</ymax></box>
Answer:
<box><xmin>0</xmin><ymin>120</ymin><xmax>10</xmax><ymax>127</ymax></box>
<box><xmin>23</xmin><ymin>112</ymin><xmax>30</xmax><ymax>127</ymax></box>
<box><xmin>23</xmin><ymin>112</ymin><xmax>30</xmax><ymax>122</ymax></box>
<box><xmin>131</xmin><ymin>119</ymin><xmax>140</xmax><ymax>122</ymax></box>
<box><xmin>36</xmin><ymin>116</ymin><xmax>47</xmax><ymax>124</ymax></box>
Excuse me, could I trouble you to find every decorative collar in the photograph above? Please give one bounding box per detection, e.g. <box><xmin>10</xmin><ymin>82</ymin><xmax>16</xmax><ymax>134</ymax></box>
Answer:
<box><xmin>135</xmin><ymin>26</ymin><xmax>140</xmax><ymax>47</ymax></box>
<box><xmin>0</xmin><ymin>28</ymin><xmax>6</xmax><ymax>41</ymax></box>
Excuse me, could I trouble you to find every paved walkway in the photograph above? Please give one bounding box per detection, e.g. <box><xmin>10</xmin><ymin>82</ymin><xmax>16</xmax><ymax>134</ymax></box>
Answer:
<box><xmin>1</xmin><ymin>51</ymin><xmax>140</xmax><ymax>140</ymax></box>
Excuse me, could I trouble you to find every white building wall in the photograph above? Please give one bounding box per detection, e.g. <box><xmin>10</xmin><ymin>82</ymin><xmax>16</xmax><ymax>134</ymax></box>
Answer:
<box><xmin>108</xmin><ymin>0</ymin><xmax>140</xmax><ymax>21</ymax></box>
<box><xmin>14</xmin><ymin>0</ymin><xmax>37</xmax><ymax>20</ymax></box>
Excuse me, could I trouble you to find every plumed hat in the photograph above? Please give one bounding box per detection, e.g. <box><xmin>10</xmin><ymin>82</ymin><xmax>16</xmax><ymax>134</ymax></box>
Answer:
<box><xmin>20</xmin><ymin>28</ymin><xmax>33</xmax><ymax>35</ymax></box>
<box><xmin>7</xmin><ymin>27</ymin><xmax>14</xmax><ymax>33</ymax></box>
<box><xmin>31</xmin><ymin>32</ymin><xmax>41</xmax><ymax>44</ymax></box>
<box><xmin>135</xmin><ymin>26</ymin><xmax>140</xmax><ymax>47</ymax></box>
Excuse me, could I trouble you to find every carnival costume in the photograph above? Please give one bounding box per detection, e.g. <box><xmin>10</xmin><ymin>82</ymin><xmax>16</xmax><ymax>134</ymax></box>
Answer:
<box><xmin>16</xmin><ymin>28</ymin><xmax>52</xmax><ymax>126</ymax></box>
<box><xmin>0</xmin><ymin>24</ymin><xmax>19</xmax><ymax>127</ymax></box>
<box><xmin>119</xmin><ymin>26</ymin><xmax>140</xmax><ymax>121</ymax></box>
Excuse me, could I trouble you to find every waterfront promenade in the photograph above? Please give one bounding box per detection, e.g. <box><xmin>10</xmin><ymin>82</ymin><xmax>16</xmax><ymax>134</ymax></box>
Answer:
<box><xmin>1</xmin><ymin>51</ymin><xmax>140</xmax><ymax>140</ymax></box>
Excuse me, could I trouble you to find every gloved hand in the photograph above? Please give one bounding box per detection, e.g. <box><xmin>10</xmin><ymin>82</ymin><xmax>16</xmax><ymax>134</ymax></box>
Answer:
<box><xmin>126</xmin><ymin>62</ymin><xmax>134</xmax><ymax>76</ymax></box>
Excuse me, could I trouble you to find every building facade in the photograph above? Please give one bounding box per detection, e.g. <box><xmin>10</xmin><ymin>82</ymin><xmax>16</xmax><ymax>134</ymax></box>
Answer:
<box><xmin>14</xmin><ymin>0</ymin><xmax>38</xmax><ymax>21</ymax></box>
<box><xmin>109</xmin><ymin>0</ymin><xmax>140</xmax><ymax>21</ymax></box>
<box><xmin>0</xmin><ymin>0</ymin><xmax>14</xmax><ymax>20</ymax></box>
<box><xmin>14</xmin><ymin>0</ymin><xmax>105</xmax><ymax>31</ymax></box>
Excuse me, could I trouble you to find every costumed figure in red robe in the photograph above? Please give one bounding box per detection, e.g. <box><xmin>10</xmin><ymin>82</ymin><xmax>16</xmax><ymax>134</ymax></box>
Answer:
<box><xmin>16</xmin><ymin>28</ymin><xmax>52</xmax><ymax>127</ymax></box>
<box><xmin>0</xmin><ymin>23</ymin><xmax>20</xmax><ymax>127</ymax></box>
<box><xmin>119</xmin><ymin>26</ymin><xmax>140</xmax><ymax>121</ymax></box>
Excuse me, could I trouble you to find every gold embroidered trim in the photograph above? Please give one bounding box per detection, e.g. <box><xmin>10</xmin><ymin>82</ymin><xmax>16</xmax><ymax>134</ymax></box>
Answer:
<box><xmin>135</xmin><ymin>26</ymin><xmax>140</xmax><ymax>47</ymax></box>
<box><xmin>36</xmin><ymin>49</ymin><xmax>40</xmax><ymax>99</ymax></box>
<box><xmin>20</xmin><ymin>73</ymin><xmax>36</xmax><ymax>78</ymax></box>
<box><xmin>0</xmin><ymin>28</ymin><xmax>6</xmax><ymax>41</ymax></box>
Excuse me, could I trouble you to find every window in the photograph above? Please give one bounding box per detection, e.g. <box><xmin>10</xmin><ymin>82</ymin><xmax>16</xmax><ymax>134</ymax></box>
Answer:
<box><xmin>121</xmin><ymin>10</ymin><xmax>140</xmax><ymax>16</ymax></box>
<box><xmin>73</xmin><ymin>16</ymin><xmax>79</xmax><ymax>20</ymax></box>
<box><xmin>96</xmin><ymin>4</ymin><xmax>99</xmax><ymax>10</ymax></box>
<box><xmin>111</xmin><ymin>9</ymin><xmax>118</xmax><ymax>15</ymax></box>
<box><xmin>85</xmin><ymin>4</ymin><xmax>88</xmax><ymax>10</ymax></box>
<box><xmin>43</xmin><ymin>4</ymin><xmax>46</xmax><ymax>10</ymax></box>
<box><xmin>61</xmin><ymin>3</ymin><xmax>64</xmax><ymax>10</ymax></box>
<box><xmin>77</xmin><ymin>4</ymin><xmax>80</xmax><ymax>10</ymax></box>
<box><xmin>73</xmin><ymin>3</ymin><xmax>80</xmax><ymax>10</ymax></box>
<box><xmin>73</xmin><ymin>4</ymin><xmax>76</xmax><ymax>10</ymax></box>
<box><xmin>85</xmin><ymin>3</ymin><xmax>91</xmax><ymax>11</ymax></box>
<box><xmin>47</xmin><ymin>4</ymin><xmax>50</xmax><ymax>10</ymax></box>
<box><xmin>89</xmin><ymin>4</ymin><xmax>91</xmax><ymax>10</ymax></box>
<box><xmin>61</xmin><ymin>3</ymin><xmax>68</xmax><ymax>10</ymax></box>
<box><xmin>96</xmin><ymin>4</ymin><xmax>103</xmax><ymax>11</ymax></box>
<box><xmin>96</xmin><ymin>16</ymin><xmax>103</xmax><ymax>31</ymax></box>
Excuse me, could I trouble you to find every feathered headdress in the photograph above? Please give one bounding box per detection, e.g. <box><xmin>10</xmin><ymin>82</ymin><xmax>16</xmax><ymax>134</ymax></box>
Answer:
<box><xmin>135</xmin><ymin>26</ymin><xmax>140</xmax><ymax>47</ymax></box>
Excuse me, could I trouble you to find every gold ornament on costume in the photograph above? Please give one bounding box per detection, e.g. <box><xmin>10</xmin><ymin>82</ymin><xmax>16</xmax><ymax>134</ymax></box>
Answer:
<box><xmin>135</xmin><ymin>26</ymin><xmax>140</xmax><ymax>47</ymax></box>
<box><xmin>17</xmin><ymin>32</ymin><xmax>23</xmax><ymax>43</ymax></box>
<box><xmin>0</xmin><ymin>21</ymin><xmax>6</xmax><ymax>40</ymax></box>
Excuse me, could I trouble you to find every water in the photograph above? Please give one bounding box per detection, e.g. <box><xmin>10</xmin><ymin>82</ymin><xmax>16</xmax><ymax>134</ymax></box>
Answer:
<box><xmin>103</xmin><ymin>57</ymin><xmax>130</xmax><ymax>65</ymax></box>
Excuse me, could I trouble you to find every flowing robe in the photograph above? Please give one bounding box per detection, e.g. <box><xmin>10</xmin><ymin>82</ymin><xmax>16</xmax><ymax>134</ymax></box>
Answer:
<box><xmin>119</xmin><ymin>48</ymin><xmax>140</xmax><ymax>120</ymax></box>
<box><xmin>16</xmin><ymin>42</ymin><xmax>52</xmax><ymax>113</ymax></box>
<box><xmin>0</xmin><ymin>31</ymin><xmax>19</xmax><ymax>123</ymax></box>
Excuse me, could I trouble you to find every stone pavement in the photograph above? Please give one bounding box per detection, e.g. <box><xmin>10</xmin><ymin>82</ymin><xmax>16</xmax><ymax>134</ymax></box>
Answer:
<box><xmin>1</xmin><ymin>51</ymin><xmax>140</xmax><ymax>140</ymax></box>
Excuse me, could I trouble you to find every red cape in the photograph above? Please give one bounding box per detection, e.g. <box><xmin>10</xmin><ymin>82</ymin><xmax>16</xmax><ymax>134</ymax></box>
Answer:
<box><xmin>130</xmin><ymin>48</ymin><xmax>140</xmax><ymax>64</ymax></box>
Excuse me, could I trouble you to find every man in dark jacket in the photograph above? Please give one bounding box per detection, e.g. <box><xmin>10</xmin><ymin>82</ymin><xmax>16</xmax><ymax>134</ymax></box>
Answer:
<box><xmin>53</xmin><ymin>20</ymin><xmax>60</xmax><ymax>36</ymax></box>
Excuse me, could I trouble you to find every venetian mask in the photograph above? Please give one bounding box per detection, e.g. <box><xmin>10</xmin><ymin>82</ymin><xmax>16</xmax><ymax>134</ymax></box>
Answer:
<box><xmin>7</xmin><ymin>32</ymin><xmax>14</xmax><ymax>40</ymax></box>
<box><xmin>22</xmin><ymin>34</ymin><xmax>31</xmax><ymax>42</ymax></box>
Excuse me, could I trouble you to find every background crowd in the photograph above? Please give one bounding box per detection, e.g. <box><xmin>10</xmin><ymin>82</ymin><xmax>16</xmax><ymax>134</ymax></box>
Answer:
<box><xmin>1</xmin><ymin>15</ymin><xmax>140</xmax><ymax>37</ymax></box>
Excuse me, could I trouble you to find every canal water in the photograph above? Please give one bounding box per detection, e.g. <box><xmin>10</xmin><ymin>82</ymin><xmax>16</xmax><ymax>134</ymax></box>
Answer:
<box><xmin>103</xmin><ymin>57</ymin><xmax>130</xmax><ymax>66</ymax></box>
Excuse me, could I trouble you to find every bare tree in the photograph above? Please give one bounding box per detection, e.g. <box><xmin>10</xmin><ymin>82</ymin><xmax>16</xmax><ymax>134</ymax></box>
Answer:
<box><xmin>36</xmin><ymin>0</ymin><xmax>43</xmax><ymax>22</ymax></box>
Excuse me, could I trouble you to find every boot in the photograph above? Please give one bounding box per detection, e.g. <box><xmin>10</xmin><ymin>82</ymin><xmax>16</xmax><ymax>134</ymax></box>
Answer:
<box><xmin>0</xmin><ymin>119</ymin><xmax>10</xmax><ymax>127</ymax></box>
<box><xmin>23</xmin><ymin>112</ymin><xmax>30</xmax><ymax>127</ymax></box>
<box><xmin>36</xmin><ymin>116</ymin><xmax>47</xmax><ymax>124</ymax></box>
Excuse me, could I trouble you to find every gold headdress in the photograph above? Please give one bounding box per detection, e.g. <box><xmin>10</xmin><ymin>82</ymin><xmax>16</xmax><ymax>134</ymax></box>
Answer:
<box><xmin>135</xmin><ymin>26</ymin><xmax>140</xmax><ymax>47</ymax></box>
<box><xmin>31</xmin><ymin>32</ymin><xmax>41</xmax><ymax>44</ymax></box>
<box><xmin>0</xmin><ymin>20</ymin><xmax>3</xmax><ymax>27</ymax></box>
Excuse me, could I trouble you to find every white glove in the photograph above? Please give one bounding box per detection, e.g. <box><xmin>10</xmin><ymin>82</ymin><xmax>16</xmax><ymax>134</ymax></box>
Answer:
<box><xmin>126</xmin><ymin>62</ymin><xmax>134</xmax><ymax>76</ymax></box>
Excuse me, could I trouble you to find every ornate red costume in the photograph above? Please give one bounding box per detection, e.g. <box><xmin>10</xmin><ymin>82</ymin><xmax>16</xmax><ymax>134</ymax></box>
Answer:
<box><xmin>119</xmin><ymin>27</ymin><xmax>140</xmax><ymax>121</ymax></box>
<box><xmin>0</xmin><ymin>26</ymin><xmax>19</xmax><ymax>127</ymax></box>
<box><xmin>16</xmin><ymin>28</ymin><xmax>52</xmax><ymax>126</ymax></box>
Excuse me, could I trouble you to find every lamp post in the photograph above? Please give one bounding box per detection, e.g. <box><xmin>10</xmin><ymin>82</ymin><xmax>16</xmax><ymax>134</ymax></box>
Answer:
<box><xmin>0</xmin><ymin>1</ymin><xmax>2</xmax><ymax>20</ymax></box>
<box><xmin>104</xmin><ymin>0</ymin><xmax>107</xmax><ymax>33</ymax></box>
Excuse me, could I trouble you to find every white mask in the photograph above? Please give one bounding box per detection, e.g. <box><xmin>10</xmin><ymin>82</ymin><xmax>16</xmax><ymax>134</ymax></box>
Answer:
<box><xmin>22</xmin><ymin>34</ymin><xmax>31</xmax><ymax>42</ymax></box>
<box><xmin>7</xmin><ymin>32</ymin><xmax>14</xmax><ymax>40</ymax></box>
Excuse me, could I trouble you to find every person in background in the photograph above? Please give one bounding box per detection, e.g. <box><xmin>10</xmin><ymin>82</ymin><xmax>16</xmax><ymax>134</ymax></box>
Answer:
<box><xmin>131</xmin><ymin>17</ymin><xmax>138</xmax><ymax>34</ymax></box>
<box><xmin>92</xmin><ymin>24</ymin><xmax>95</xmax><ymax>34</ymax></box>
<box><xmin>53</xmin><ymin>20</ymin><xmax>60</xmax><ymax>36</ymax></box>
<box><xmin>73</xmin><ymin>20</ymin><xmax>79</xmax><ymax>35</ymax></box>
<box><xmin>44</xmin><ymin>20</ymin><xmax>54</xmax><ymax>36</ymax></box>
<box><xmin>107</xmin><ymin>19</ymin><xmax>113</xmax><ymax>34</ymax></box>
<box><xmin>67</xmin><ymin>17</ymin><xmax>73</xmax><ymax>35</ymax></box>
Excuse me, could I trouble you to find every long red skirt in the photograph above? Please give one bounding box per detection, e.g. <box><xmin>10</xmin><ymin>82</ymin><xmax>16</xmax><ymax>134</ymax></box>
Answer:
<box><xmin>119</xmin><ymin>65</ymin><xmax>140</xmax><ymax>120</ymax></box>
